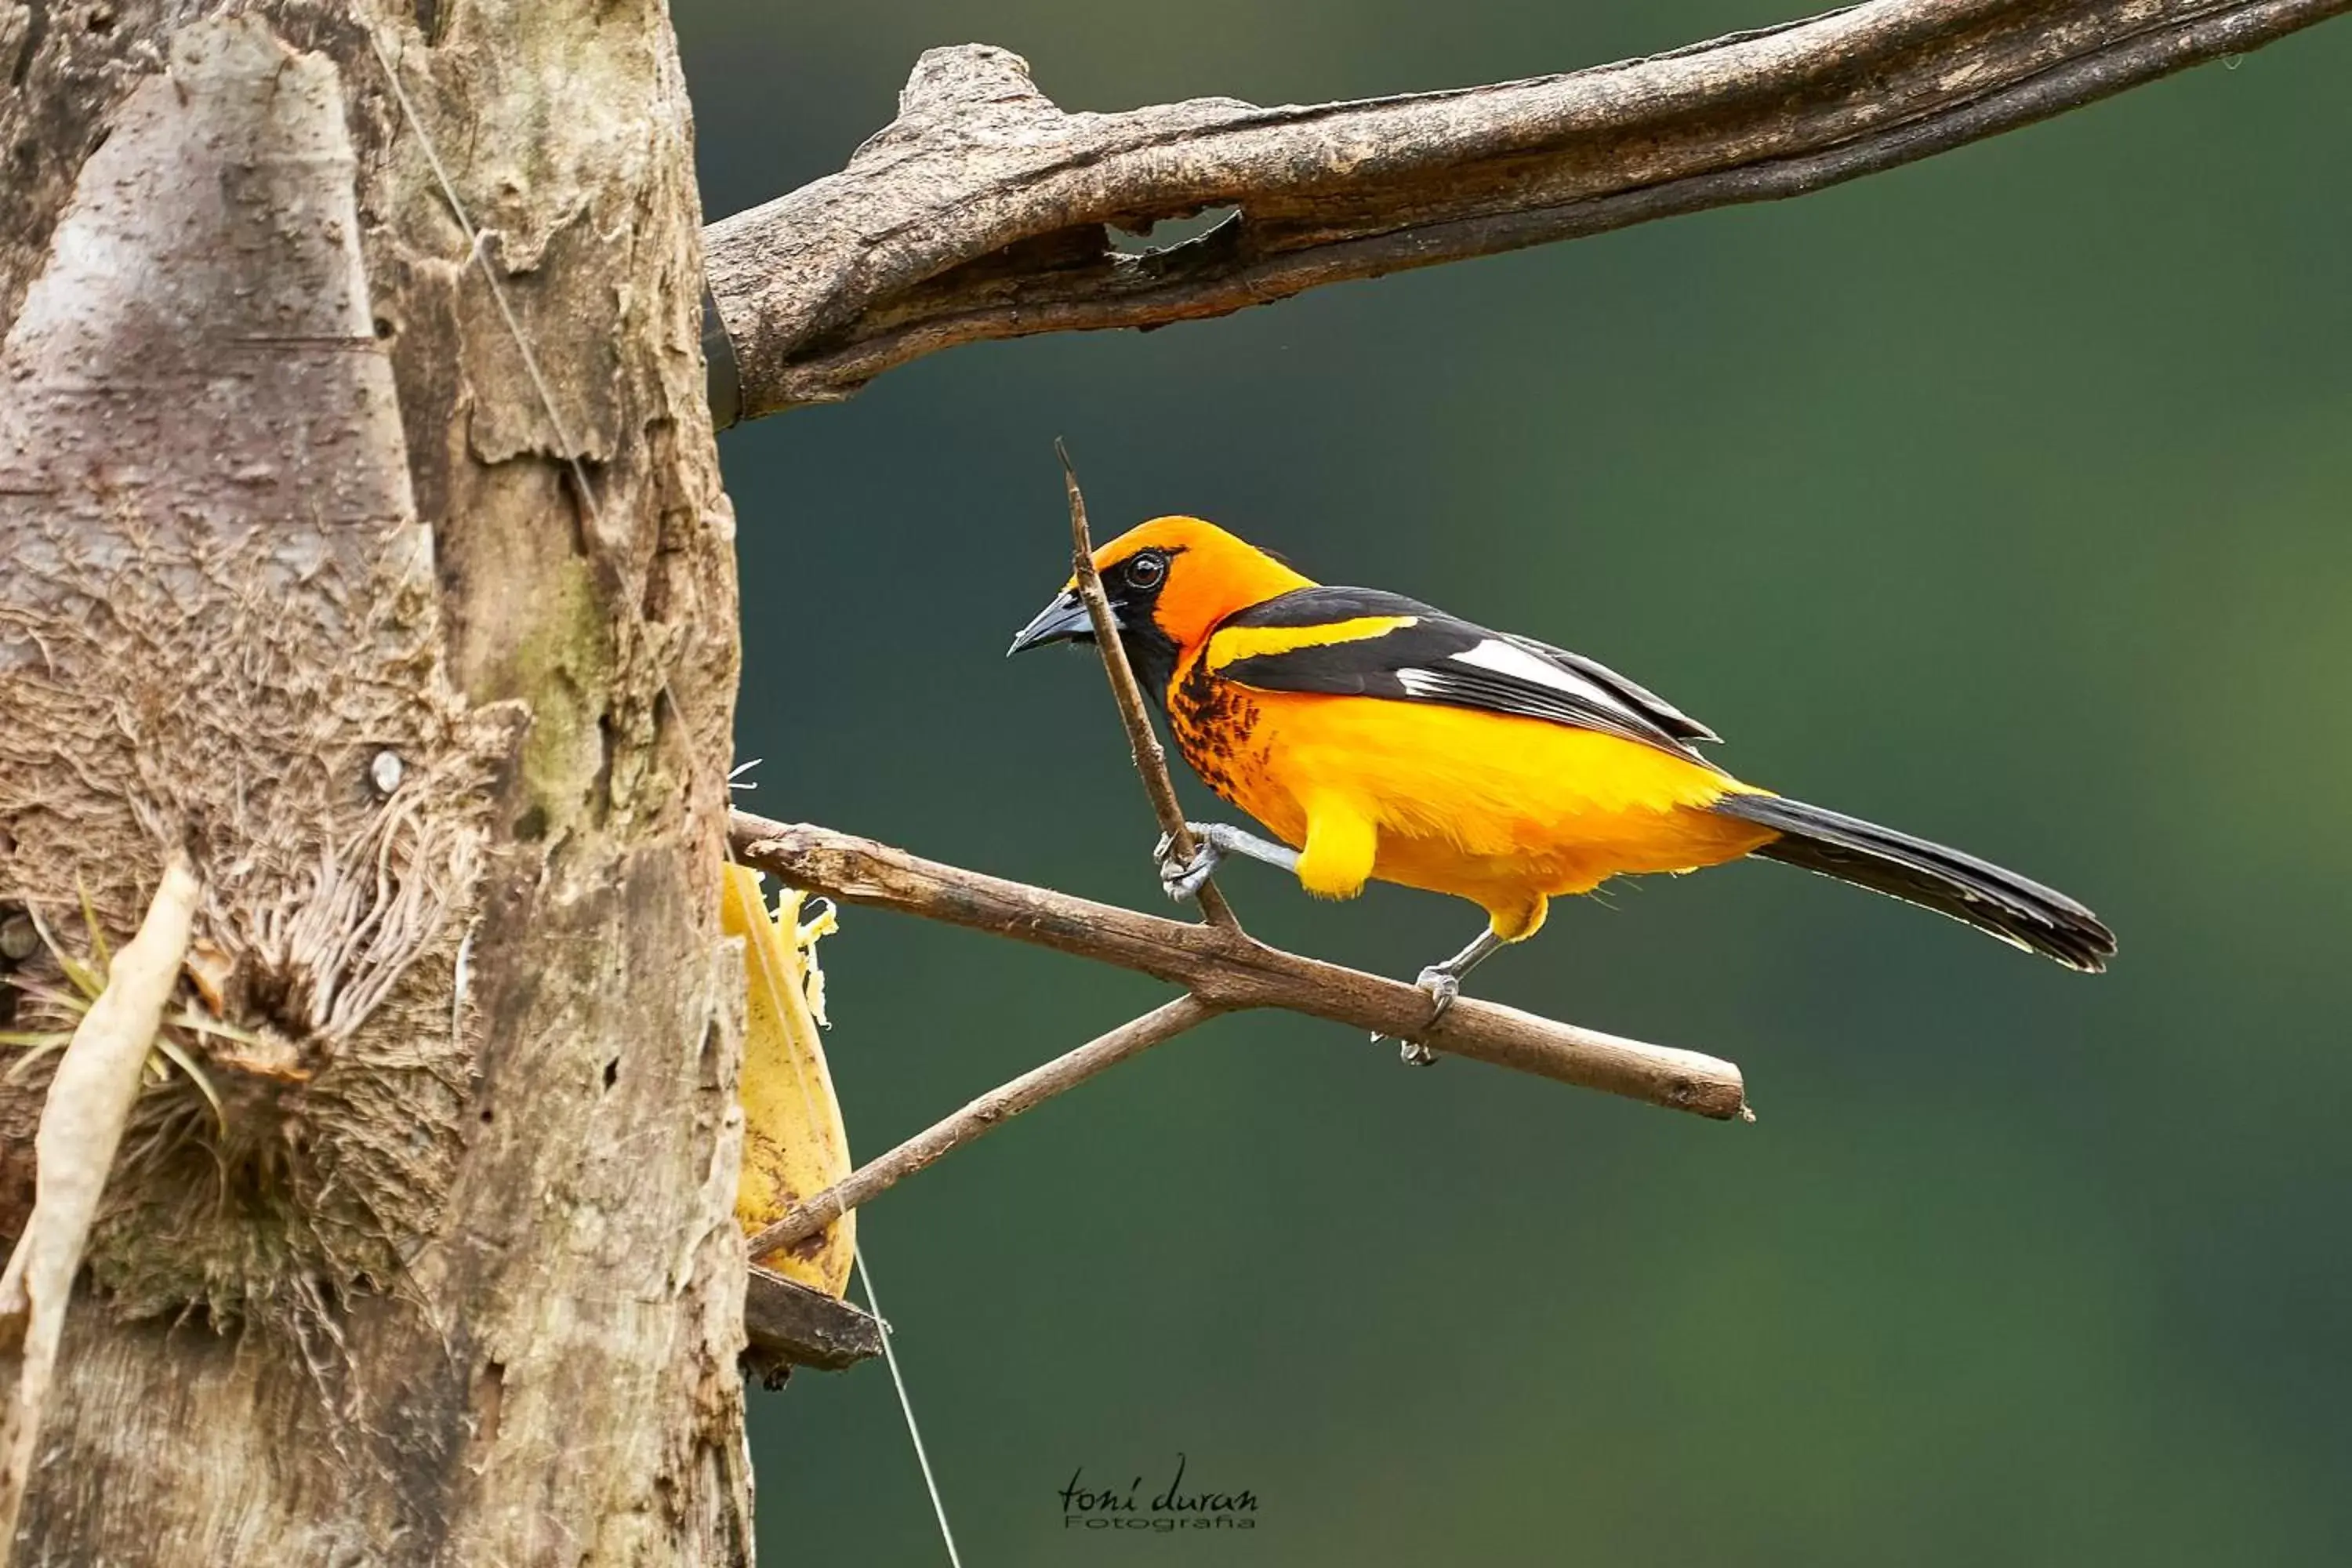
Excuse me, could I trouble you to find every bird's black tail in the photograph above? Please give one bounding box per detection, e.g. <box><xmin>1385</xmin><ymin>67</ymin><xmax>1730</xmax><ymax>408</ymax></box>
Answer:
<box><xmin>1711</xmin><ymin>793</ymin><xmax>2115</xmax><ymax>973</ymax></box>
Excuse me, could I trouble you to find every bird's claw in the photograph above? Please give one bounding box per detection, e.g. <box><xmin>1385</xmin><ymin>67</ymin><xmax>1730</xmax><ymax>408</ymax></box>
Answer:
<box><xmin>1153</xmin><ymin>828</ymin><xmax>1221</xmax><ymax>902</ymax></box>
<box><xmin>1414</xmin><ymin>964</ymin><xmax>1463</xmax><ymax>1018</ymax></box>
<box><xmin>1377</xmin><ymin>965</ymin><xmax>1460</xmax><ymax>1066</ymax></box>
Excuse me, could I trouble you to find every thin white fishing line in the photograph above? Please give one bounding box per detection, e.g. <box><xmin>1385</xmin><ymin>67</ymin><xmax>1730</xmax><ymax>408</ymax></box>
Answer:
<box><xmin>855</xmin><ymin>1248</ymin><xmax>965</xmax><ymax>1568</ymax></box>
<box><xmin>367</xmin><ymin>30</ymin><xmax>604</xmax><ymax>533</ymax></box>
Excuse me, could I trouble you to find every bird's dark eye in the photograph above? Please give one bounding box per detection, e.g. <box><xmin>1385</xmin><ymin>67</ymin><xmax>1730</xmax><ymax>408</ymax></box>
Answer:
<box><xmin>1123</xmin><ymin>552</ymin><xmax>1166</xmax><ymax>590</ymax></box>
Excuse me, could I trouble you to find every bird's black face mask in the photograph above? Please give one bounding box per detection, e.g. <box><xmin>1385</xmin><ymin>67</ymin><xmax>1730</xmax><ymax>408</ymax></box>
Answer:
<box><xmin>1005</xmin><ymin>546</ymin><xmax>1184</xmax><ymax>702</ymax></box>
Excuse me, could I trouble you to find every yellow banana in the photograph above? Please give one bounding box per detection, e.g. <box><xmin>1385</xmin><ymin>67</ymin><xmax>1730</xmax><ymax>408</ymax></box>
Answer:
<box><xmin>720</xmin><ymin>862</ymin><xmax>855</xmax><ymax>1298</ymax></box>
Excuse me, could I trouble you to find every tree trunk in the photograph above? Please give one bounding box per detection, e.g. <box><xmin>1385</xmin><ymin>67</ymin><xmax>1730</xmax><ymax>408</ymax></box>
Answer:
<box><xmin>0</xmin><ymin>4</ymin><xmax>749</xmax><ymax>1562</ymax></box>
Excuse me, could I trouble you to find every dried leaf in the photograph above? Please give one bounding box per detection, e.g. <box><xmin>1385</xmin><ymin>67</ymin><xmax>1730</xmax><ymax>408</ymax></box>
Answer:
<box><xmin>0</xmin><ymin>858</ymin><xmax>200</xmax><ymax>1544</ymax></box>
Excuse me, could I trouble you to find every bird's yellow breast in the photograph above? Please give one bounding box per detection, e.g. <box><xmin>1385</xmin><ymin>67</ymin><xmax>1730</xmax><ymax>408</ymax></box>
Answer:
<box><xmin>1168</xmin><ymin>665</ymin><xmax>1775</xmax><ymax>928</ymax></box>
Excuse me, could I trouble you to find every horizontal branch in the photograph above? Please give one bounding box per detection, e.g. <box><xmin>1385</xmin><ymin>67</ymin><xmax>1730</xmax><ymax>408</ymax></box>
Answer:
<box><xmin>728</xmin><ymin>811</ymin><xmax>1750</xmax><ymax>1120</ymax></box>
<box><xmin>702</xmin><ymin>0</ymin><xmax>2349</xmax><ymax>415</ymax></box>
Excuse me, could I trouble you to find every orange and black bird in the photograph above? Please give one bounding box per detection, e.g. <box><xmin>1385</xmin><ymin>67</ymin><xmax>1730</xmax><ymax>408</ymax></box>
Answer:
<box><xmin>1010</xmin><ymin>517</ymin><xmax>2114</xmax><ymax>1055</ymax></box>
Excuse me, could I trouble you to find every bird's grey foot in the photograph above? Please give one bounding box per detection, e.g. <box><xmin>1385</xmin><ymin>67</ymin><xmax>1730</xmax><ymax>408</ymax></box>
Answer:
<box><xmin>1395</xmin><ymin>966</ymin><xmax>1461</xmax><ymax>1065</ymax></box>
<box><xmin>1377</xmin><ymin>927</ymin><xmax>1504</xmax><ymax>1064</ymax></box>
<box><xmin>1153</xmin><ymin>828</ymin><xmax>1221</xmax><ymax>902</ymax></box>
<box><xmin>1153</xmin><ymin>822</ymin><xmax>1301</xmax><ymax>901</ymax></box>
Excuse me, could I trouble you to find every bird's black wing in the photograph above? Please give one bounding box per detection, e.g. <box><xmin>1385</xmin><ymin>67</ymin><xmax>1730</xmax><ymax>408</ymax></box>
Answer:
<box><xmin>1205</xmin><ymin>586</ymin><xmax>1722</xmax><ymax>763</ymax></box>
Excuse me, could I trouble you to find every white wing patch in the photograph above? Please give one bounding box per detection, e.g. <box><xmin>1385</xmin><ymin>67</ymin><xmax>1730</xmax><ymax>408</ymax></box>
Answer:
<box><xmin>1214</xmin><ymin>585</ymin><xmax>1721</xmax><ymax>760</ymax></box>
<box><xmin>1445</xmin><ymin>638</ymin><xmax>1649</xmax><ymax>720</ymax></box>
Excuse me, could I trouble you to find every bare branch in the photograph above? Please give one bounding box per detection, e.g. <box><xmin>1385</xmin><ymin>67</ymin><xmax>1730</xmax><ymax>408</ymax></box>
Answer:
<box><xmin>746</xmin><ymin>995</ymin><xmax>1218</xmax><ymax>1256</ymax></box>
<box><xmin>729</xmin><ymin>812</ymin><xmax>1751</xmax><ymax>1120</ymax></box>
<box><xmin>702</xmin><ymin>0</ymin><xmax>2348</xmax><ymax>416</ymax></box>
<box><xmin>0</xmin><ymin>858</ymin><xmax>199</xmax><ymax>1552</ymax></box>
<box><xmin>1056</xmin><ymin>442</ymin><xmax>1242</xmax><ymax>931</ymax></box>
<box><xmin>742</xmin><ymin>1267</ymin><xmax>884</xmax><ymax>1378</ymax></box>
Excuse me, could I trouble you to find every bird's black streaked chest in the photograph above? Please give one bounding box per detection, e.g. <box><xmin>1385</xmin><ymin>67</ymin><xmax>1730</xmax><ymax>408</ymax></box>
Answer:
<box><xmin>1166</xmin><ymin>656</ymin><xmax>1265</xmax><ymax>808</ymax></box>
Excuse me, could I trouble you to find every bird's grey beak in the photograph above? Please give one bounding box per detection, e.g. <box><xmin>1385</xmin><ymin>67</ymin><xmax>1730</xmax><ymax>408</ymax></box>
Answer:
<box><xmin>1006</xmin><ymin>590</ymin><xmax>1109</xmax><ymax>656</ymax></box>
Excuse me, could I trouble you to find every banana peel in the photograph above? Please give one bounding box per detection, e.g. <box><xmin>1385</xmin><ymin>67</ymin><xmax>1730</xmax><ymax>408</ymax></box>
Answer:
<box><xmin>720</xmin><ymin>862</ymin><xmax>855</xmax><ymax>1298</ymax></box>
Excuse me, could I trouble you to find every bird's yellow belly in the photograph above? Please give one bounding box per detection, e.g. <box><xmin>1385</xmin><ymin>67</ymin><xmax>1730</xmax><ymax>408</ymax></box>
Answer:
<box><xmin>1178</xmin><ymin>690</ymin><xmax>1777</xmax><ymax>929</ymax></box>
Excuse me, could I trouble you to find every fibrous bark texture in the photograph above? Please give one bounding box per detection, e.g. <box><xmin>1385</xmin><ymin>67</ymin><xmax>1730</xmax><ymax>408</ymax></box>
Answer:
<box><xmin>2</xmin><ymin>12</ymin><xmax>492</xmax><ymax>1326</ymax></box>
<box><xmin>702</xmin><ymin>0</ymin><xmax>2350</xmax><ymax>415</ymax></box>
<box><xmin>0</xmin><ymin>5</ymin><xmax>746</xmax><ymax>1563</ymax></box>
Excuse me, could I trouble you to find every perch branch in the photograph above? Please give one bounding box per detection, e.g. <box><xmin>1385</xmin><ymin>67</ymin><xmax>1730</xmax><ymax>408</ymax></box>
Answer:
<box><xmin>746</xmin><ymin>995</ymin><xmax>1217</xmax><ymax>1258</ymax></box>
<box><xmin>731</xmin><ymin>812</ymin><xmax>1749</xmax><ymax>1116</ymax></box>
<box><xmin>702</xmin><ymin>0</ymin><xmax>2350</xmax><ymax>414</ymax></box>
<box><xmin>0</xmin><ymin>858</ymin><xmax>199</xmax><ymax>1553</ymax></box>
<box><xmin>1056</xmin><ymin>441</ymin><xmax>1242</xmax><ymax>932</ymax></box>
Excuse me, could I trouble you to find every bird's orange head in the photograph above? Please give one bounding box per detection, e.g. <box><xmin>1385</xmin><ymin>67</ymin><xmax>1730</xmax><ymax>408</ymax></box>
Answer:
<box><xmin>1007</xmin><ymin>517</ymin><xmax>1316</xmax><ymax>696</ymax></box>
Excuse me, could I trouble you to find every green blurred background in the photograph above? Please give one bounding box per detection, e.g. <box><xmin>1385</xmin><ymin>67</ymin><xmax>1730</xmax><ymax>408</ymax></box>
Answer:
<box><xmin>677</xmin><ymin>4</ymin><xmax>2352</xmax><ymax>1561</ymax></box>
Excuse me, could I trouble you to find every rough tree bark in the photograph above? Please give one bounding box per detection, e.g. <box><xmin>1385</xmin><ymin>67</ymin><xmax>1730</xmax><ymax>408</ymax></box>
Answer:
<box><xmin>0</xmin><ymin>3</ymin><xmax>746</xmax><ymax>1563</ymax></box>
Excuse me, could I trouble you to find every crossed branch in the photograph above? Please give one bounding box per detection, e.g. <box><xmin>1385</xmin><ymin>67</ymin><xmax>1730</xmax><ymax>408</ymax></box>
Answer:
<box><xmin>701</xmin><ymin>0</ymin><xmax>2352</xmax><ymax>1290</ymax></box>
<box><xmin>742</xmin><ymin>462</ymin><xmax>1749</xmax><ymax>1265</ymax></box>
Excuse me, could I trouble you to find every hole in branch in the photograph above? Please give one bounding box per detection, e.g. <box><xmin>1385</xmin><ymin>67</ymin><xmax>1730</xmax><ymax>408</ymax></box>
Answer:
<box><xmin>1106</xmin><ymin>205</ymin><xmax>1241</xmax><ymax>257</ymax></box>
<box><xmin>474</xmin><ymin>1357</ymin><xmax>506</xmax><ymax>1446</ymax></box>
